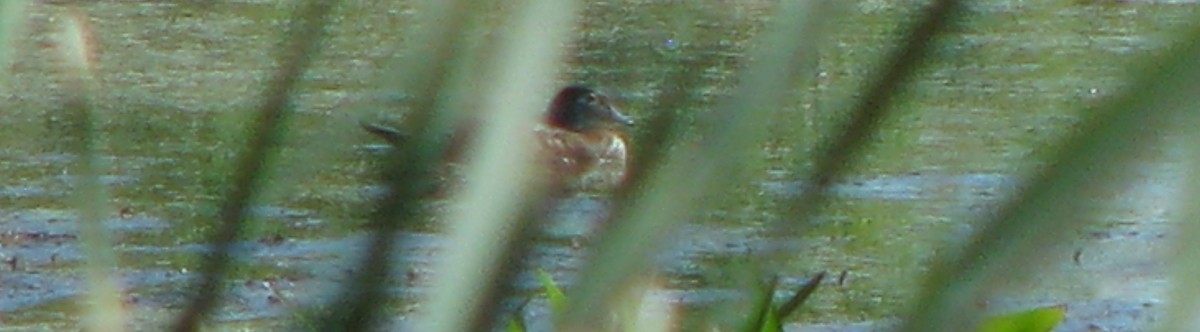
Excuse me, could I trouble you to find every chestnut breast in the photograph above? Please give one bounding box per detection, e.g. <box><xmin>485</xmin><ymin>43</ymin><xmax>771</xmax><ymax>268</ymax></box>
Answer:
<box><xmin>536</xmin><ymin>126</ymin><xmax>630</xmax><ymax>191</ymax></box>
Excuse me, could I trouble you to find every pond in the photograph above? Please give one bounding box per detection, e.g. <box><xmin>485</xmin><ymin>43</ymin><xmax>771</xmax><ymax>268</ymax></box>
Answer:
<box><xmin>0</xmin><ymin>0</ymin><xmax>1194</xmax><ymax>330</ymax></box>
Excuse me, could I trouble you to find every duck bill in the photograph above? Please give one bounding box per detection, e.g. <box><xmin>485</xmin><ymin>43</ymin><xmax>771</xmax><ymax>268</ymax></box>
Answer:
<box><xmin>608</xmin><ymin>107</ymin><xmax>635</xmax><ymax>126</ymax></box>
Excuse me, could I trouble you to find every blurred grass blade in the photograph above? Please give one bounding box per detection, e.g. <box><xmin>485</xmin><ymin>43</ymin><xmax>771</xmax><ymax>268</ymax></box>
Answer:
<box><xmin>775</xmin><ymin>0</ymin><xmax>964</xmax><ymax>236</ymax></box>
<box><xmin>1162</xmin><ymin>26</ymin><xmax>1200</xmax><ymax>330</ymax></box>
<box><xmin>0</xmin><ymin>0</ymin><xmax>29</xmax><ymax>87</ymax></box>
<box><xmin>417</xmin><ymin>1</ymin><xmax>579</xmax><ymax>331</ymax></box>
<box><xmin>615</xmin><ymin>277</ymin><xmax>674</xmax><ymax>332</ymax></box>
<box><xmin>171</xmin><ymin>1</ymin><xmax>337</xmax><ymax>330</ymax></box>
<box><xmin>1165</xmin><ymin>139</ymin><xmax>1200</xmax><ymax>328</ymax></box>
<box><xmin>454</xmin><ymin>196</ymin><xmax>563</xmax><ymax>330</ymax></box>
<box><xmin>904</xmin><ymin>16</ymin><xmax>1200</xmax><ymax>332</ymax></box>
<box><xmin>561</xmin><ymin>1</ymin><xmax>827</xmax><ymax>328</ymax></box>
<box><xmin>58</xmin><ymin>9</ymin><xmax>126</xmax><ymax>332</ymax></box>
<box><xmin>316</xmin><ymin>0</ymin><xmax>480</xmax><ymax>330</ymax></box>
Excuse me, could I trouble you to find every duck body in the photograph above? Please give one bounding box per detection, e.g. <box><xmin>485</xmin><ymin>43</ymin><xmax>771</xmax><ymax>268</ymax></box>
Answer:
<box><xmin>535</xmin><ymin>122</ymin><xmax>630</xmax><ymax>191</ymax></box>
<box><xmin>363</xmin><ymin>85</ymin><xmax>634</xmax><ymax>192</ymax></box>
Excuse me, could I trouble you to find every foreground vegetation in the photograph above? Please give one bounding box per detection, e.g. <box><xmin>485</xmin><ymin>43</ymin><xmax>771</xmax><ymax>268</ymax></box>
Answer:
<box><xmin>1</xmin><ymin>0</ymin><xmax>1196</xmax><ymax>330</ymax></box>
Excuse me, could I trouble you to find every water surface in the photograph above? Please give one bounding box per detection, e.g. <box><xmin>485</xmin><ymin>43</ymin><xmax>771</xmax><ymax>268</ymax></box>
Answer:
<box><xmin>0</xmin><ymin>0</ymin><xmax>1193</xmax><ymax>330</ymax></box>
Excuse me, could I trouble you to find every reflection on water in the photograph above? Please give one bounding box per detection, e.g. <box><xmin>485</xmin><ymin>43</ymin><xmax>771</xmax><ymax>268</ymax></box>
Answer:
<box><xmin>0</xmin><ymin>0</ymin><xmax>1195</xmax><ymax>330</ymax></box>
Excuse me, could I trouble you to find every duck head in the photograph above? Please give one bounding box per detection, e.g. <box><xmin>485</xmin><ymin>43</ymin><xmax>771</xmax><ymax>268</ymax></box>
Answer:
<box><xmin>546</xmin><ymin>85</ymin><xmax>635</xmax><ymax>132</ymax></box>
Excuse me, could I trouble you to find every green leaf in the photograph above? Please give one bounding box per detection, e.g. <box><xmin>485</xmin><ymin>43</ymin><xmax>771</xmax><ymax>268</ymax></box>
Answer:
<box><xmin>760</xmin><ymin>306</ymin><xmax>783</xmax><ymax>332</ymax></box>
<box><xmin>978</xmin><ymin>306</ymin><xmax>1066</xmax><ymax>332</ymax></box>
<box><xmin>536</xmin><ymin>269</ymin><xmax>568</xmax><ymax>315</ymax></box>
<box><xmin>506</xmin><ymin>314</ymin><xmax>526</xmax><ymax>332</ymax></box>
<box><xmin>744</xmin><ymin>276</ymin><xmax>780</xmax><ymax>332</ymax></box>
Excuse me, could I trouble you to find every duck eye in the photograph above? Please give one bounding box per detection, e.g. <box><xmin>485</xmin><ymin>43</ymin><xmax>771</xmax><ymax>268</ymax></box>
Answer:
<box><xmin>580</xmin><ymin>93</ymin><xmax>598</xmax><ymax>104</ymax></box>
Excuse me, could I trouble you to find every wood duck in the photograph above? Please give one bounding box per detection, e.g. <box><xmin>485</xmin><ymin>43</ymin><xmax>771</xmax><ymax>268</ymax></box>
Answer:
<box><xmin>362</xmin><ymin>85</ymin><xmax>634</xmax><ymax>192</ymax></box>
